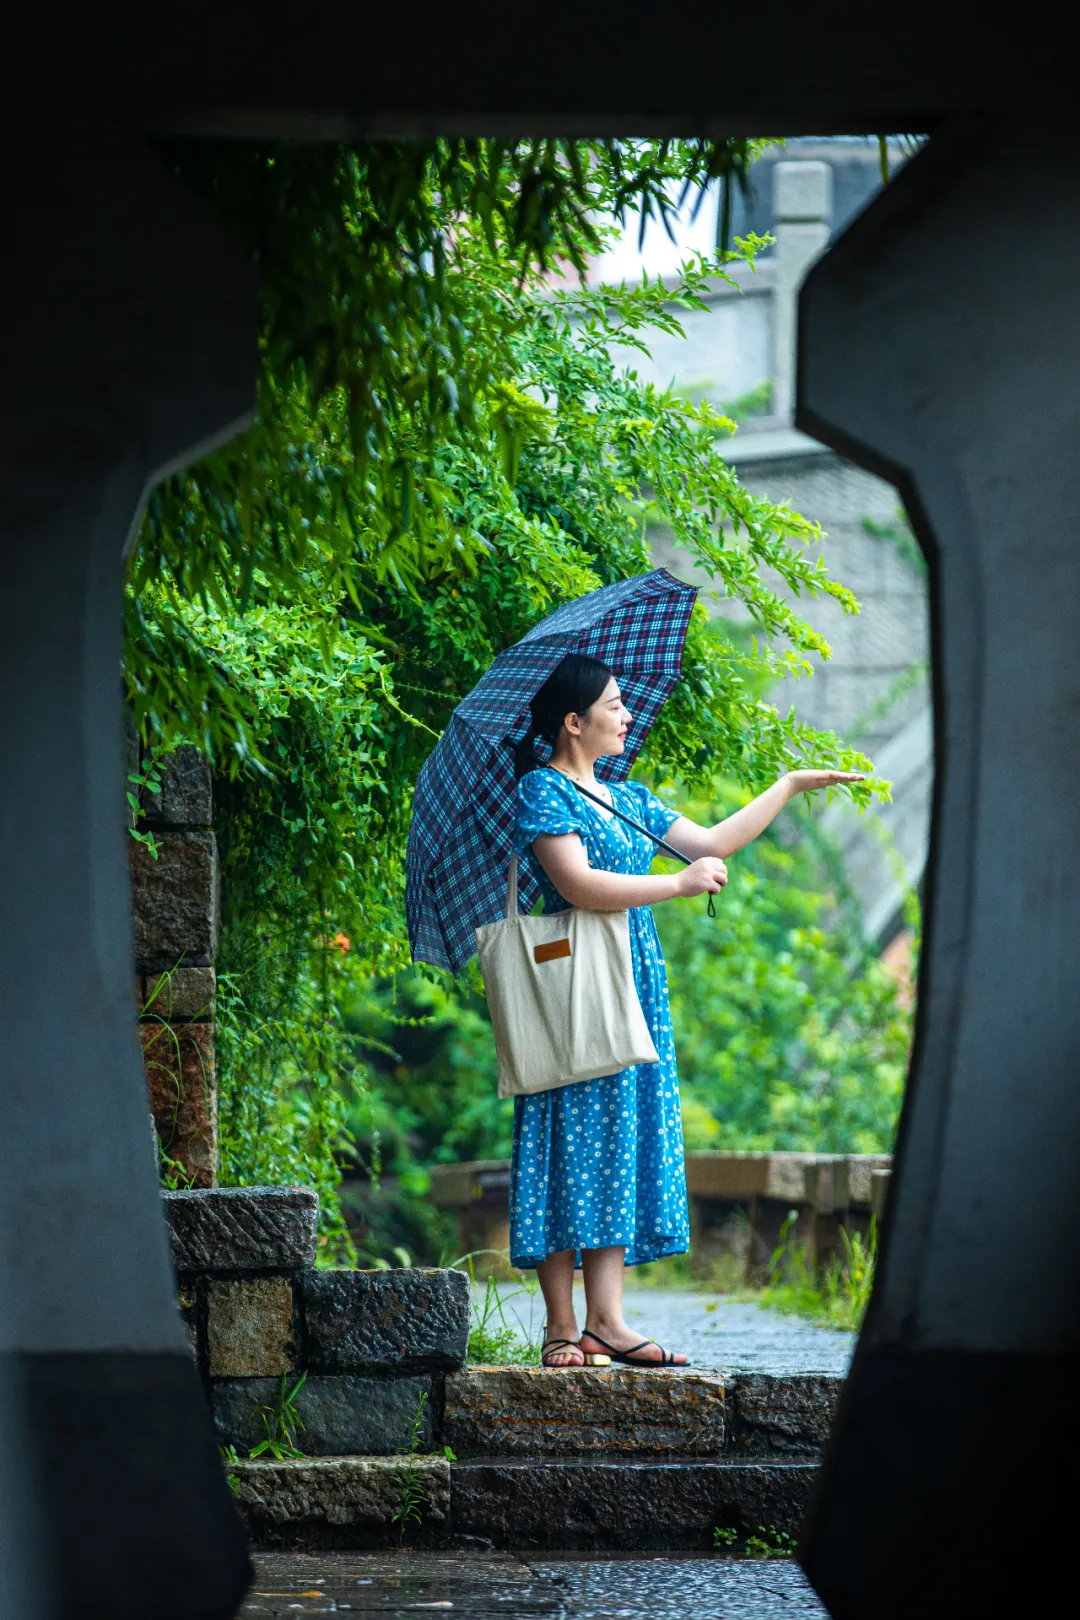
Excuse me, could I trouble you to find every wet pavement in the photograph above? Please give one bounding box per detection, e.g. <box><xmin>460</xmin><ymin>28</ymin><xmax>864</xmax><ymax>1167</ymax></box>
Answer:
<box><xmin>491</xmin><ymin>1286</ymin><xmax>855</xmax><ymax>1376</ymax></box>
<box><xmin>539</xmin><ymin>1557</ymin><xmax>828</xmax><ymax>1617</ymax></box>
<box><xmin>240</xmin><ymin>1552</ymin><xmax>829</xmax><ymax>1617</ymax></box>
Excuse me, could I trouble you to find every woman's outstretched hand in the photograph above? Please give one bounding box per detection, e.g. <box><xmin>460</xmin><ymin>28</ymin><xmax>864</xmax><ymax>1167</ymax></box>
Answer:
<box><xmin>787</xmin><ymin>769</ymin><xmax>866</xmax><ymax>795</ymax></box>
<box><xmin>676</xmin><ymin>856</ymin><xmax>728</xmax><ymax>898</ymax></box>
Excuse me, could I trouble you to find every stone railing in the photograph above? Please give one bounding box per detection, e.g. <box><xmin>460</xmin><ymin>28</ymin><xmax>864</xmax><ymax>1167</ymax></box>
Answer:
<box><xmin>430</xmin><ymin>1152</ymin><xmax>892</xmax><ymax>1282</ymax></box>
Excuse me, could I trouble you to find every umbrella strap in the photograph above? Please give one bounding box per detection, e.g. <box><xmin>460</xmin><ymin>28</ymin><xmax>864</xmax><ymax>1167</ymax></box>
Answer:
<box><xmin>544</xmin><ymin>770</ymin><xmax>718</xmax><ymax>918</ymax></box>
<box><xmin>557</xmin><ymin>775</ymin><xmax>691</xmax><ymax>865</ymax></box>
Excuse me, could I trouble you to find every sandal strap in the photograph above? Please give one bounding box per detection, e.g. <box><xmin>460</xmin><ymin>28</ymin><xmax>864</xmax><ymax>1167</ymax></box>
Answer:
<box><xmin>584</xmin><ymin>1332</ymin><xmax>655</xmax><ymax>1358</ymax></box>
<box><xmin>583</xmin><ymin>1332</ymin><xmax>682</xmax><ymax>1364</ymax></box>
<box><xmin>542</xmin><ymin>1338</ymin><xmax>585</xmax><ymax>1364</ymax></box>
<box><xmin>578</xmin><ymin>1331</ymin><xmax>620</xmax><ymax>1354</ymax></box>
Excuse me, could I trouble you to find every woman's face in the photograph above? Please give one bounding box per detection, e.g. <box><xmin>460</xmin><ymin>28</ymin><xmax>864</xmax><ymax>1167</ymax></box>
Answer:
<box><xmin>568</xmin><ymin>676</ymin><xmax>632</xmax><ymax>757</ymax></box>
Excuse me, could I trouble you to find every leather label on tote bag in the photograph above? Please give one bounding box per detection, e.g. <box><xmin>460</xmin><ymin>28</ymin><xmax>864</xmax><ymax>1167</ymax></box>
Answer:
<box><xmin>533</xmin><ymin>938</ymin><xmax>572</xmax><ymax>965</ymax></box>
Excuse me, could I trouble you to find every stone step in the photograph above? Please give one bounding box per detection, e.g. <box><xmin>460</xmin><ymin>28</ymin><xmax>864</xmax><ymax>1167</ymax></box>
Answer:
<box><xmin>215</xmin><ymin>1366</ymin><xmax>841</xmax><ymax>1461</ymax></box>
<box><xmin>229</xmin><ymin>1454</ymin><xmax>450</xmax><ymax>1545</ymax></box>
<box><xmin>228</xmin><ymin>1453</ymin><xmax>816</xmax><ymax>1552</ymax></box>
<box><xmin>445</xmin><ymin>1366</ymin><xmax>840</xmax><ymax>1459</ymax></box>
<box><xmin>451</xmin><ymin>1457</ymin><xmax>816</xmax><ymax>1551</ymax></box>
<box><xmin>445</xmin><ymin>1365</ymin><xmax>725</xmax><ymax>1457</ymax></box>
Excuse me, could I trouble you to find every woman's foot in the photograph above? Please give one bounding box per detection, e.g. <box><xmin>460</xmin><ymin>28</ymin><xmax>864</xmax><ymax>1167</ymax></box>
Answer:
<box><xmin>541</xmin><ymin>1321</ymin><xmax>584</xmax><ymax>1367</ymax></box>
<box><xmin>580</xmin><ymin>1326</ymin><xmax>689</xmax><ymax>1366</ymax></box>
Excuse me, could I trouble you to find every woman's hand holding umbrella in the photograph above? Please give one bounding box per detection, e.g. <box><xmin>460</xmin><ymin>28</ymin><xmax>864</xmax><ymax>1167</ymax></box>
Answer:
<box><xmin>675</xmin><ymin>856</ymin><xmax>729</xmax><ymax>899</ymax></box>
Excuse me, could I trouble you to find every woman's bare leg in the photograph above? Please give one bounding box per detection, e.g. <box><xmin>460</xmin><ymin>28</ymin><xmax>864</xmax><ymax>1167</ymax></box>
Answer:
<box><xmin>535</xmin><ymin>1249</ymin><xmax>583</xmax><ymax>1366</ymax></box>
<box><xmin>579</xmin><ymin>1246</ymin><xmax>688</xmax><ymax>1364</ymax></box>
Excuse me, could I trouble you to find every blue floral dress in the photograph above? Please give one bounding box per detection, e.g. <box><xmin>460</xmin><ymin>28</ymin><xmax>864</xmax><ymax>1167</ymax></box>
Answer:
<box><xmin>508</xmin><ymin>768</ymin><xmax>690</xmax><ymax>1269</ymax></box>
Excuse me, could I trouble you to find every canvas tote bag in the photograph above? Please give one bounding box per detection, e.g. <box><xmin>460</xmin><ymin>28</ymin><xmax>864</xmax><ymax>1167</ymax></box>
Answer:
<box><xmin>476</xmin><ymin>850</ymin><xmax>659</xmax><ymax>1099</ymax></box>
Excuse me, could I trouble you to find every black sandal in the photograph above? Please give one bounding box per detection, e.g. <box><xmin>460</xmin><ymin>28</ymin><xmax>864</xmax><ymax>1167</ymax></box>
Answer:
<box><xmin>541</xmin><ymin>1338</ymin><xmax>586</xmax><ymax>1368</ymax></box>
<box><xmin>579</xmin><ymin>1331</ymin><xmax>690</xmax><ymax>1367</ymax></box>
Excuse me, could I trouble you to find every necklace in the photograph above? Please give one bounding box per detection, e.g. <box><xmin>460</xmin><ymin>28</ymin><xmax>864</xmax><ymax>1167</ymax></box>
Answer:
<box><xmin>548</xmin><ymin>763</ymin><xmax>614</xmax><ymax>813</ymax></box>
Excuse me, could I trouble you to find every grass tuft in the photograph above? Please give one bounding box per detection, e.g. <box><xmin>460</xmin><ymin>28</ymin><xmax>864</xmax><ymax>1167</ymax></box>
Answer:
<box><xmin>753</xmin><ymin>1213</ymin><xmax>876</xmax><ymax>1332</ymax></box>
<box><xmin>455</xmin><ymin>1253</ymin><xmax>542</xmax><ymax>1365</ymax></box>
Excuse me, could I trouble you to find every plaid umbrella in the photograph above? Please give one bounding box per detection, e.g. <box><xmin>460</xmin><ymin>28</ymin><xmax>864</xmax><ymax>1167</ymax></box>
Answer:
<box><xmin>406</xmin><ymin>569</ymin><xmax>698</xmax><ymax>971</ymax></box>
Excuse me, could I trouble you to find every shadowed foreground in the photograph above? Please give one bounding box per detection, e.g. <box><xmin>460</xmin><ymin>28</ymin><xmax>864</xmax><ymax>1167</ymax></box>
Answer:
<box><xmin>239</xmin><ymin>1551</ymin><xmax>827</xmax><ymax>1617</ymax></box>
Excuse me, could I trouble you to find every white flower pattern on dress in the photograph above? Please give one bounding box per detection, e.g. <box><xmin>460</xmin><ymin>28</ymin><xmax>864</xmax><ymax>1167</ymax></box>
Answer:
<box><xmin>508</xmin><ymin>769</ymin><xmax>690</xmax><ymax>1268</ymax></box>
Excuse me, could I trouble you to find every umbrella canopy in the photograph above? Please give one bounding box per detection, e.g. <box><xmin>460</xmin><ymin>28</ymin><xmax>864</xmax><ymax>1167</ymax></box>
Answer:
<box><xmin>406</xmin><ymin>569</ymin><xmax>697</xmax><ymax>971</ymax></box>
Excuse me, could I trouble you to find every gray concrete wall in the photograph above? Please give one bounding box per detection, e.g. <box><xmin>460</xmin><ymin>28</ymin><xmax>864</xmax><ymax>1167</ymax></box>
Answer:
<box><xmin>0</xmin><ymin>104</ymin><xmax>254</xmax><ymax>1619</ymax></box>
<box><xmin>799</xmin><ymin>113</ymin><xmax>1080</xmax><ymax>1618</ymax></box>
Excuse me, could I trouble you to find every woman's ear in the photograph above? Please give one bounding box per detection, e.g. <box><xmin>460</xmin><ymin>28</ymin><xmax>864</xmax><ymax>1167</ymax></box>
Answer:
<box><xmin>563</xmin><ymin>711</ymin><xmax>583</xmax><ymax>738</ymax></box>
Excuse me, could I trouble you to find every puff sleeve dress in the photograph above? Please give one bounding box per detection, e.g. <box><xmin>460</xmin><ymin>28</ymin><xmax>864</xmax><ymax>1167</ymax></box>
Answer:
<box><xmin>508</xmin><ymin>768</ymin><xmax>691</xmax><ymax>1269</ymax></box>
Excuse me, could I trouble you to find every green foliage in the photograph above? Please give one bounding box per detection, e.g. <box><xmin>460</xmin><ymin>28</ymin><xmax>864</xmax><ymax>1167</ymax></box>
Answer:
<box><xmin>219</xmin><ymin>1445</ymin><xmax>242</xmax><ymax>1496</ymax></box>
<box><xmin>755</xmin><ymin>1212</ymin><xmax>878</xmax><ymax>1332</ymax></box>
<box><xmin>655</xmin><ymin>791</ymin><xmax>909</xmax><ymax>1155</ymax></box>
<box><xmin>713</xmin><ymin>1522</ymin><xmax>797</xmax><ymax>1558</ymax></box>
<box><xmin>248</xmin><ymin>1373</ymin><xmax>308</xmax><ymax>1462</ymax></box>
<box><xmin>393</xmin><ymin>1391</ymin><xmax>432</xmax><ymax>1537</ymax></box>
<box><xmin>337</xmin><ymin>973</ymin><xmax>507</xmax><ymax>1265</ymax></box>
<box><xmin>720</xmin><ymin>379</ymin><xmax>773</xmax><ymax>423</ymax></box>
<box><xmin>215</xmin><ymin>960</ymin><xmax>360</xmax><ymax>1262</ymax></box>
<box><xmin>126</xmin><ymin>756</ymin><xmax>163</xmax><ymax>860</ymax></box>
<box><xmin>463</xmin><ymin>1265</ymin><xmax>542</xmax><ymax>1366</ymax></box>
<box><xmin>746</xmin><ymin>1526</ymin><xmax>798</xmax><ymax>1559</ymax></box>
<box><xmin>124</xmin><ymin>140</ymin><xmax>883</xmax><ymax>1237</ymax></box>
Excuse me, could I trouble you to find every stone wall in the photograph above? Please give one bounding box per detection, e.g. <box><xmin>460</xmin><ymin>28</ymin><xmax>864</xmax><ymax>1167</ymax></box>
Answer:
<box><xmin>165</xmin><ymin>1187</ymin><xmax>470</xmax><ymax>1457</ymax></box>
<box><xmin>128</xmin><ymin>744</ymin><xmax>220</xmax><ymax>1186</ymax></box>
<box><xmin>163</xmin><ymin>1187</ymin><xmax>842</xmax><ymax>1552</ymax></box>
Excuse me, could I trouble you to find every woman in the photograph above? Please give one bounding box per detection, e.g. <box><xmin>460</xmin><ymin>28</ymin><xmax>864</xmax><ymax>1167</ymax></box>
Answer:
<box><xmin>511</xmin><ymin>653</ymin><xmax>863</xmax><ymax>1368</ymax></box>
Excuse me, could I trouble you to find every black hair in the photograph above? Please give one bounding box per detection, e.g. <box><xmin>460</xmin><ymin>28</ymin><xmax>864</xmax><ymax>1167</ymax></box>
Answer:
<box><xmin>513</xmin><ymin>653</ymin><xmax>616</xmax><ymax>780</ymax></box>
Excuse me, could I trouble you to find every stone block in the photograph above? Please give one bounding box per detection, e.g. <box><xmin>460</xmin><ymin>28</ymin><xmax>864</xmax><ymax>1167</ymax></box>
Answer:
<box><xmin>129</xmin><ymin>828</ymin><xmax>219</xmax><ymax>973</ymax></box>
<box><xmin>301</xmin><ymin>1268</ymin><xmax>470</xmax><ymax>1373</ymax></box>
<box><xmin>207</xmin><ymin>1277</ymin><xmax>298</xmax><ymax>1377</ymax></box>
<box><xmin>139</xmin><ymin>965</ymin><xmax>216</xmax><ymax>1021</ymax></box>
<box><xmin>141</xmin><ymin>745</ymin><xmax>213</xmax><ymax>828</ymax></box>
<box><xmin>129</xmin><ymin>827</ymin><xmax>219</xmax><ymax>970</ymax></box>
<box><xmin>773</xmin><ymin>160</ymin><xmax>833</xmax><ymax>223</ymax></box>
<box><xmin>444</xmin><ymin>1366</ymin><xmax>725</xmax><ymax>1458</ymax></box>
<box><xmin>803</xmin><ymin>1157</ymin><xmax>847</xmax><ymax>1214</ymax></box>
<box><xmin>728</xmin><ymin>1374</ymin><xmax>842</xmax><ymax>1454</ymax></box>
<box><xmin>805</xmin><ymin>1156</ymin><xmax>892</xmax><ymax>1214</ymax></box>
<box><xmin>450</xmin><ymin>1459</ymin><xmax>816</xmax><ymax>1549</ymax></box>
<box><xmin>177</xmin><ymin>1286</ymin><xmax>201</xmax><ymax>1365</ymax></box>
<box><xmin>684</xmin><ymin>1152</ymin><xmax>815</xmax><ymax>1202</ymax></box>
<box><xmin>429</xmin><ymin>1160</ymin><xmax>511</xmax><ymax>1209</ymax></box>
<box><xmin>871</xmin><ymin>1167</ymin><xmax>891</xmax><ymax>1218</ymax></box>
<box><xmin>164</xmin><ymin>1185</ymin><xmax>319</xmax><ymax>1273</ymax></box>
<box><xmin>142</xmin><ymin>1019</ymin><xmax>217</xmax><ymax>1188</ymax></box>
<box><xmin>212</xmin><ymin>1374</ymin><xmax>435</xmax><ymax>1456</ymax></box>
<box><xmin>846</xmin><ymin>1155</ymin><xmax>892</xmax><ymax>1208</ymax></box>
<box><xmin>229</xmin><ymin>1455</ymin><xmax>450</xmax><ymax>1529</ymax></box>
